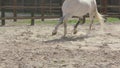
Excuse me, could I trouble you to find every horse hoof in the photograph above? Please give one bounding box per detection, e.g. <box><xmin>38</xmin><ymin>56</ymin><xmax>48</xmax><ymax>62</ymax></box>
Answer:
<box><xmin>73</xmin><ymin>30</ymin><xmax>77</xmax><ymax>34</ymax></box>
<box><xmin>52</xmin><ymin>32</ymin><xmax>57</xmax><ymax>36</ymax></box>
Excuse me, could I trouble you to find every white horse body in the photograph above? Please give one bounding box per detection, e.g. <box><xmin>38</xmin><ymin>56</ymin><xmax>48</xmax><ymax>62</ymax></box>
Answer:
<box><xmin>62</xmin><ymin>0</ymin><xmax>96</xmax><ymax>18</ymax></box>
<box><xmin>52</xmin><ymin>0</ymin><xmax>104</xmax><ymax>36</ymax></box>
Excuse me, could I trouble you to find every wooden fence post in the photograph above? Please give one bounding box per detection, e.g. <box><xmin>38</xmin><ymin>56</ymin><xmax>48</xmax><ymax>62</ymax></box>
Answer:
<box><xmin>31</xmin><ymin>0</ymin><xmax>36</xmax><ymax>26</ymax></box>
<box><xmin>31</xmin><ymin>11</ymin><xmax>35</xmax><ymax>25</ymax></box>
<box><xmin>101</xmin><ymin>0</ymin><xmax>107</xmax><ymax>14</ymax></box>
<box><xmin>60</xmin><ymin>0</ymin><xmax>64</xmax><ymax>17</ymax></box>
<box><xmin>41</xmin><ymin>0</ymin><xmax>44</xmax><ymax>21</ymax></box>
<box><xmin>13</xmin><ymin>0</ymin><xmax>17</xmax><ymax>22</ymax></box>
<box><xmin>31</xmin><ymin>0</ymin><xmax>37</xmax><ymax>25</ymax></box>
<box><xmin>1</xmin><ymin>0</ymin><xmax>5</xmax><ymax>26</ymax></box>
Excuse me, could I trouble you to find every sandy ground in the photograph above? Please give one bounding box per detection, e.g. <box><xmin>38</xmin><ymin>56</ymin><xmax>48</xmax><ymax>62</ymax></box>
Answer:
<box><xmin>0</xmin><ymin>21</ymin><xmax>120</xmax><ymax>68</ymax></box>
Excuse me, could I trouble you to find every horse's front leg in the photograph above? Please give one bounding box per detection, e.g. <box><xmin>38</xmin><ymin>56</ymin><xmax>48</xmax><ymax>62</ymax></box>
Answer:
<box><xmin>63</xmin><ymin>22</ymin><xmax>67</xmax><ymax>37</ymax></box>
<box><xmin>52</xmin><ymin>17</ymin><xmax>64</xmax><ymax>35</ymax></box>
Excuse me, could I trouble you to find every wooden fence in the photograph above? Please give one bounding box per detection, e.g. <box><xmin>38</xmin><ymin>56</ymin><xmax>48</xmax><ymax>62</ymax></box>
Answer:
<box><xmin>0</xmin><ymin>0</ymin><xmax>120</xmax><ymax>26</ymax></box>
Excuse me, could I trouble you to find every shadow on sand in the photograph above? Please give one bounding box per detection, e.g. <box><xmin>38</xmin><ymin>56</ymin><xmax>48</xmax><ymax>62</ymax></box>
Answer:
<box><xmin>43</xmin><ymin>35</ymin><xmax>93</xmax><ymax>43</ymax></box>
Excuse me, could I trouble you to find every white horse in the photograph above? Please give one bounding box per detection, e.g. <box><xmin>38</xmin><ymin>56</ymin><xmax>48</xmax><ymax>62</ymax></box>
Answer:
<box><xmin>52</xmin><ymin>0</ymin><xmax>104</xmax><ymax>36</ymax></box>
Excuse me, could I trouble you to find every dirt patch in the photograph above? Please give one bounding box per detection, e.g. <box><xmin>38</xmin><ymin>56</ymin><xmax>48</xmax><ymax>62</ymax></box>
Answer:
<box><xmin>0</xmin><ymin>22</ymin><xmax>120</xmax><ymax>68</ymax></box>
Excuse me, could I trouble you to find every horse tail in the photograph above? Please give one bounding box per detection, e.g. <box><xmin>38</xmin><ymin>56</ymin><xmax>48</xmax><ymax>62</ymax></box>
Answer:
<box><xmin>93</xmin><ymin>0</ymin><xmax>104</xmax><ymax>24</ymax></box>
<box><xmin>95</xmin><ymin>10</ymin><xmax>104</xmax><ymax>24</ymax></box>
<box><xmin>95</xmin><ymin>9</ymin><xmax>105</xmax><ymax>30</ymax></box>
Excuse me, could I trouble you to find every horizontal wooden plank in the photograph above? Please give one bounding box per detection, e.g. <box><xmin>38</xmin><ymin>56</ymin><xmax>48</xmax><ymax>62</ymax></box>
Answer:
<box><xmin>0</xmin><ymin>16</ymin><xmax>60</xmax><ymax>20</ymax></box>
<box><xmin>107</xmin><ymin>5</ymin><xmax>120</xmax><ymax>8</ymax></box>
<box><xmin>0</xmin><ymin>6</ymin><xmax>61</xmax><ymax>9</ymax></box>
<box><xmin>0</xmin><ymin>14</ymin><xmax>119</xmax><ymax>20</ymax></box>
<box><xmin>0</xmin><ymin>5</ymin><xmax>119</xmax><ymax>9</ymax></box>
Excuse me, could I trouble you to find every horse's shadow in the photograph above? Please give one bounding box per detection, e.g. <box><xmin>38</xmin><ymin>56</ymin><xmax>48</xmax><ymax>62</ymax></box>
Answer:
<box><xmin>43</xmin><ymin>35</ymin><xmax>92</xmax><ymax>43</ymax></box>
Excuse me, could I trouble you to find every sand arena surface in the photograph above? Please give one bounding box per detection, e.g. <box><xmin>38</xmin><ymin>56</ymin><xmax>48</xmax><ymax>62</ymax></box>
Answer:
<box><xmin>0</xmin><ymin>22</ymin><xmax>120</xmax><ymax>68</ymax></box>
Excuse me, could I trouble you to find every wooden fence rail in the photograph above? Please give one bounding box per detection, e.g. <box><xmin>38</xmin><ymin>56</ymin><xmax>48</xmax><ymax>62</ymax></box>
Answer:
<box><xmin>0</xmin><ymin>0</ymin><xmax>120</xmax><ymax>26</ymax></box>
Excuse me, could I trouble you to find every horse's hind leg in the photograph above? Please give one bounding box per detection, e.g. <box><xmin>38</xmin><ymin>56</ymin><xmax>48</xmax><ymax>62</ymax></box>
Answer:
<box><xmin>52</xmin><ymin>17</ymin><xmax>64</xmax><ymax>35</ymax></box>
<box><xmin>73</xmin><ymin>16</ymin><xmax>86</xmax><ymax>34</ymax></box>
<box><xmin>73</xmin><ymin>18</ymin><xmax>81</xmax><ymax>34</ymax></box>
<box><xmin>87</xmin><ymin>14</ymin><xmax>95</xmax><ymax>35</ymax></box>
<box><xmin>81</xmin><ymin>16</ymin><xmax>86</xmax><ymax>24</ymax></box>
<box><xmin>89</xmin><ymin>16</ymin><xmax>94</xmax><ymax>30</ymax></box>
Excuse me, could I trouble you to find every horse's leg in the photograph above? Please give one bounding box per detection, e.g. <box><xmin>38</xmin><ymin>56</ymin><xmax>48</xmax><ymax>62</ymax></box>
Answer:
<box><xmin>52</xmin><ymin>15</ymin><xmax>70</xmax><ymax>37</ymax></box>
<box><xmin>63</xmin><ymin>21</ymin><xmax>67</xmax><ymax>37</ymax></box>
<box><xmin>89</xmin><ymin>16</ymin><xmax>94</xmax><ymax>30</ymax></box>
<box><xmin>73</xmin><ymin>16</ymin><xmax>86</xmax><ymax>34</ymax></box>
<box><xmin>63</xmin><ymin>16</ymin><xmax>69</xmax><ymax>37</ymax></box>
<box><xmin>73</xmin><ymin>18</ymin><xmax>81</xmax><ymax>34</ymax></box>
<box><xmin>87</xmin><ymin>14</ymin><xmax>95</xmax><ymax>35</ymax></box>
<box><xmin>52</xmin><ymin>17</ymin><xmax>64</xmax><ymax>35</ymax></box>
<box><xmin>81</xmin><ymin>16</ymin><xmax>86</xmax><ymax>24</ymax></box>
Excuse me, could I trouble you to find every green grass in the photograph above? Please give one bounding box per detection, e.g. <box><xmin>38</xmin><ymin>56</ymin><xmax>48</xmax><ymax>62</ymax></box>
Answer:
<box><xmin>15</xmin><ymin>17</ymin><xmax>120</xmax><ymax>24</ymax></box>
<box><xmin>69</xmin><ymin>17</ymin><xmax>120</xmax><ymax>23</ymax></box>
<box><xmin>107</xmin><ymin>17</ymin><xmax>120</xmax><ymax>23</ymax></box>
<box><xmin>68</xmin><ymin>17</ymin><xmax>120</xmax><ymax>23</ymax></box>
